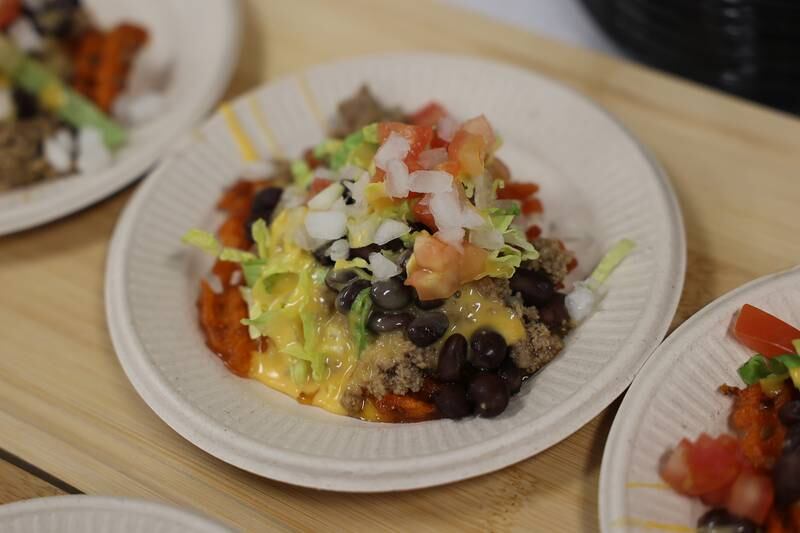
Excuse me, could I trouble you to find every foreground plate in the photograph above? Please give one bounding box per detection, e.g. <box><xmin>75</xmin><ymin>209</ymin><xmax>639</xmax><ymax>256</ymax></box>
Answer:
<box><xmin>600</xmin><ymin>267</ymin><xmax>800</xmax><ymax>531</ymax></box>
<box><xmin>0</xmin><ymin>0</ymin><xmax>239</xmax><ymax>235</ymax></box>
<box><xmin>106</xmin><ymin>53</ymin><xmax>685</xmax><ymax>491</ymax></box>
<box><xmin>0</xmin><ymin>496</ymin><xmax>231</xmax><ymax>533</ymax></box>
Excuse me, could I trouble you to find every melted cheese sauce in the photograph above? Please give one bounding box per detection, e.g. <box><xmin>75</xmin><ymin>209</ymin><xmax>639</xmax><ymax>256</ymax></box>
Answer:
<box><xmin>443</xmin><ymin>284</ymin><xmax>526</xmax><ymax>344</ymax></box>
<box><xmin>239</xmin><ymin>209</ymin><xmax>526</xmax><ymax>419</ymax></box>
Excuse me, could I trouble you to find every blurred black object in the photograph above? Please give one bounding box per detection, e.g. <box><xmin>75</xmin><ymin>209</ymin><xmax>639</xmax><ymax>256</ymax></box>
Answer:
<box><xmin>582</xmin><ymin>0</ymin><xmax>800</xmax><ymax>114</ymax></box>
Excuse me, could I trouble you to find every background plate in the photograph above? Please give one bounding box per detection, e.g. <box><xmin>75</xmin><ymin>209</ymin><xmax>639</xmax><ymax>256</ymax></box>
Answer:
<box><xmin>0</xmin><ymin>496</ymin><xmax>232</xmax><ymax>533</ymax></box>
<box><xmin>0</xmin><ymin>0</ymin><xmax>240</xmax><ymax>235</ymax></box>
<box><xmin>600</xmin><ymin>266</ymin><xmax>800</xmax><ymax>531</ymax></box>
<box><xmin>106</xmin><ymin>52</ymin><xmax>685</xmax><ymax>492</ymax></box>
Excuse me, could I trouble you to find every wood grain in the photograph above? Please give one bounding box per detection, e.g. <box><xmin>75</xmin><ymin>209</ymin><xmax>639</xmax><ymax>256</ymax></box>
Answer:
<box><xmin>0</xmin><ymin>460</ymin><xmax>66</xmax><ymax>505</ymax></box>
<box><xmin>1</xmin><ymin>0</ymin><xmax>799</xmax><ymax>531</ymax></box>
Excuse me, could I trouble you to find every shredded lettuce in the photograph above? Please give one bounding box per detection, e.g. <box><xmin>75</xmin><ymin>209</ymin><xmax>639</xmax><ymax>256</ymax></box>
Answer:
<box><xmin>738</xmin><ymin>353</ymin><xmax>800</xmax><ymax>388</ymax></box>
<box><xmin>251</xmin><ymin>218</ymin><xmax>270</xmax><ymax>258</ymax></box>
<box><xmin>300</xmin><ymin>310</ymin><xmax>325</xmax><ymax>380</ymax></box>
<box><xmin>503</xmin><ymin>228</ymin><xmax>539</xmax><ymax>259</ymax></box>
<box><xmin>181</xmin><ymin>229</ymin><xmax>222</xmax><ymax>256</ymax></box>
<box><xmin>291</xmin><ymin>159</ymin><xmax>312</xmax><ymax>188</ymax></box>
<box><xmin>362</xmin><ymin>123</ymin><xmax>379</xmax><ymax>143</ymax></box>
<box><xmin>219</xmin><ymin>248</ymin><xmax>257</xmax><ymax>262</ymax></box>
<box><xmin>349</xmin><ymin>288</ymin><xmax>373</xmax><ymax>357</ymax></box>
<box><xmin>313</xmin><ymin>139</ymin><xmax>342</xmax><ymax>159</ymax></box>
<box><xmin>289</xmin><ymin>359</ymin><xmax>310</xmax><ymax>386</ymax></box>
<box><xmin>334</xmin><ymin>257</ymin><xmax>369</xmax><ymax>271</ymax></box>
<box><xmin>586</xmin><ymin>239</ymin><xmax>636</xmax><ymax>291</ymax></box>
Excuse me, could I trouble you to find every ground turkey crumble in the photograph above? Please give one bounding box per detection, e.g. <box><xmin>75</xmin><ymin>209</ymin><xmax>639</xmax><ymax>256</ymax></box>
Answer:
<box><xmin>340</xmin><ymin>239</ymin><xmax>574</xmax><ymax>415</ymax></box>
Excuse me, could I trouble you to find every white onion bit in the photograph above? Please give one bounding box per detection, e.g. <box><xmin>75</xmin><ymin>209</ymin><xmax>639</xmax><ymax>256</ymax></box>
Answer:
<box><xmin>374</xmin><ymin>133</ymin><xmax>410</xmax><ymax>170</ymax></box>
<box><xmin>565</xmin><ymin>284</ymin><xmax>596</xmax><ymax>323</ymax></box>
<box><xmin>304</xmin><ymin>211</ymin><xmax>347</xmax><ymax>240</ymax></box>
<box><xmin>429</xmin><ymin>189</ymin><xmax>462</xmax><ymax>229</ymax></box>
<box><xmin>373</xmin><ymin>219</ymin><xmax>410</xmax><ymax>245</ymax></box>
<box><xmin>408</xmin><ymin>170</ymin><xmax>453</xmax><ymax>194</ymax></box>
<box><xmin>437</xmin><ymin>115</ymin><xmax>458</xmax><ymax>142</ymax></box>
<box><xmin>434</xmin><ymin>227</ymin><xmax>465</xmax><ymax>253</ymax></box>
<box><xmin>385</xmin><ymin>159</ymin><xmax>410</xmax><ymax>198</ymax></box>
<box><xmin>469</xmin><ymin>227</ymin><xmax>504</xmax><ymax>250</ymax></box>
<box><xmin>307</xmin><ymin>182</ymin><xmax>344</xmax><ymax>210</ymax></box>
<box><xmin>369</xmin><ymin>252</ymin><xmax>401</xmax><ymax>280</ymax></box>
<box><xmin>43</xmin><ymin>135</ymin><xmax>72</xmax><ymax>173</ymax></box>
<box><xmin>344</xmin><ymin>171</ymin><xmax>370</xmax><ymax>205</ymax></box>
<box><xmin>418</xmin><ymin>148</ymin><xmax>448</xmax><ymax>169</ymax></box>
<box><xmin>327</xmin><ymin>239</ymin><xmax>350</xmax><ymax>261</ymax></box>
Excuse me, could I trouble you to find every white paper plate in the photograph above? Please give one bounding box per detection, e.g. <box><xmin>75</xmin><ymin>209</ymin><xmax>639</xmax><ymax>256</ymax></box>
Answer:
<box><xmin>0</xmin><ymin>0</ymin><xmax>240</xmax><ymax>236</ymax></box>
<box><xmin>600</xmin><ymin>266</ymin><xmax>800</xmax><ymax>532</ymax></box>
<box><xmin>0</xmin><ymin>496</ymin><xmax>232</xmax><ymax>532</ymax></box>
<box><xmin>106</xmin><ymin>53</ymin><xmax>686</xmax><ymax>492</ymax></box>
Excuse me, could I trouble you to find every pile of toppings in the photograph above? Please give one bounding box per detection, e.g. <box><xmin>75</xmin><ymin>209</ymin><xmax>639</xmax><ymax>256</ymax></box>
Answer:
<box><xmin>0</xmin><ymin>0</ymin><xmax>159</xmax><ymax>189</ymax></box>
<box><xmin>184</xmin><ymin>87</ymin><xmax>633</xmax><ymax>422</ymax></box>
<box><xmin>660</xmin><ymin>304</ymin><xmax>800</xmax><ymax>531</ymax></box>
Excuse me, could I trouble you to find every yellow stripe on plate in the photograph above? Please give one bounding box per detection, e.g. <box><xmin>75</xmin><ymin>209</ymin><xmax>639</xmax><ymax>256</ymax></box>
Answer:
<box><xmin>220</xmin><ymin>103</ymin><xmax>259</xmax><ymax>162</ymax></box>
<box><xmin>613</xmin><ymin>518</ymin><xmax>694</xmax><ymax>532</ymax></box>
<box><xmin>625</xmin><ymin>482</ymin><xmax>670</xmax><ymax>490</ymax></box>
<box><xmin>296</xmin><ymin>75</ymin><xmax>326</xmax><ymax>130</ymax></box>
<box><xmin>247</xmin><ymin>95</ymin><xmax>284</xmax><ymax>158</ymax></box>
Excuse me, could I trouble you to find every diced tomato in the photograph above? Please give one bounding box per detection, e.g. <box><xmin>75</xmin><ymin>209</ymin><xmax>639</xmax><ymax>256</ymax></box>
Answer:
<box><xmin>660</xmin><ymin>434</ymin><xmax>741</xmax><ymax>496</ymax></box>
<box><xmin>430</xmin><ymin>136</ymin><xmax>449</xmax><ymax>149</ymax></box>
<box><xmin>371</xmin><ymin>168</ymin><xmax>385</xmax><ymax>183</ymax></box>
<box><xmin>733</xmin><ymin>304</ymin><xmax>800</xmax><ymax>357</ymax></box>
<box><xmin>525</xmin><ymin>225</ymin><xmax>542</xmax><ymax>241</ymax></box>
<box><xmin>567</xmin><ymin>257</ymin><xmax>578</xmax><ymax>273</ymax></box>
<box><xmin>448</xmin><ymin>130</ymin><xmax>486</xmax><ymax>177</ymax></box>
<box><xmin>522</xmin><ymin>197</ymin><xmax>544</xmax><ymax>215</ymax></box>
<box><xmin>303</xmin><ymin>147</ymin><xmax>323</xmax><ymax>169</ymax></box>
<box><xmin>405</xmin><ymin>235</ymin><xmax>488</xmax><ymax>301</ymax></box>
<box><xmin>410</xmin><ymin>102</ymin><xmax>448</xmax><ymax>128</ymax></box>
<box><xmin>726</xmin><ymin>470</ymin><xmax>774</xmax><ymax>525</ymax></box>
<box><xmin>487</xmin><ymin>158</ymin><xmax>511</xmax><ymax>182</ymax></box>
<box><xmin>700</xmin><ymin>484</ymin><xmax>732</xmax><ymax>507</ymax></box>
<box><xmin>411</xmin><ymin>200</ymin><xmax>437</xmax><ymax>230</ymax></box>
<box><xmin>497</xmin><ymin>182</ymin><xmax>540</xmax><ymax>200</ymax></box>
<box><xmin>379</xmin><ymin>122</ymin><xmax>434</xmax><ymax>159</ymax></box>
<box><xmin>435</xmin><ymin>159</ymin><xmax>460</xmax><ymax>177</ymax></box>
<box><xmin>308</xmin><ymin>177</ymin><xmax>332</xmax><ymax>197</ymax></box>
<box><xmin>0</xmin><ymin>0</ymin><xmax>21</xmax><ymax>29</ymax></box>
<box><xmin>459</xmin><ymin>243</ymin><xmax>488</xmax><ymax>283</ymax></box>
<box><xmin>461</xmin><ymin>115</ymin><xmax>496</xmax><ymax>147</ymax></box>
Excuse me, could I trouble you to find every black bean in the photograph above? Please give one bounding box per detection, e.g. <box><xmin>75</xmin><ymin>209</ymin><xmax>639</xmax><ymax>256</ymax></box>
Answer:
<box><xmin>697</xmin><ymin>508</ymin><xmax>758</xmax><ymax>533</ymax></box>
<box><xmin>780</xmin><ymin>400</ymin><xmax>800</xmax><ymax>427</ymax></box>
<box><xmin>469</xmin><ymin>329</ymin><xmax>508</xmax><ymax>370</ymax></box>
<box><xmin>335</xmin><ymin>279</ymin><xmax>370</xmax><ymax>313</ymax></box>
<box><xmin>13</xmin><ymin>88</ymin><xmax>38</xmax><ymax>119</ymax></box>
<box><xmin>510</xmin><ymin>268</ymin><xmax>554</xmax><ymax>307</ymax></box>
<box><xmin>785</xmin><ymin>425</ymin><xmax>800</xmax><ymax>452</ymax></box>
<box><xmin>312</xmin><ymin>244</ymin><xmax>334</xmax><ymax>266</ymax></box>
<box><xmin>341</xmin><ymin>184</ymin><xmax>356</xmax><ymax>205</ymax></box>
<box><xmin>538</xmin><ymin>293</ymin><xmax>570</xmax><ymax>333</ymax></box>
<box><xmin>468</xmin><ymin>373</ymin><xmax>509</xmax><ymax>418</ymax></box>
<box><xmin>437</xmin><ymin>334</ymin><xmax>468</xmax><ymax>382</ymax></box>
<box><xmin>406</xmin><ymin>312</ymin><xmax>449</xmax><ymax>347</ymax></box>
<box><xmin>325</xmin><ymin>269</ymin><xmax>359</xmax><ymax>292</ymax></box>
<box><xmin>350</xmin><ymin>239</ymin><xmax>404</xmax><ymax>261</ymax></box>
<box><xmin>246</xmin><ymin>186</ymin><xmax>283</xmax><ymax>237</ymax></box>
<box><xmin>367</xmin><ymin>311</ymin><xmax>413</xmax><ymax>334</ymax></box>
<box><xmin>498</xmin><ymin>359</ymin><xmax>523</xmax><ymax>395</ymax></box>
<box><xmin>370</xmin><ymin>278</ymin><xmax>412</xmax><ymax>310</ymax></box>
<box><xmin>413</xmin><ymin>287</ymin><xmax>445</xmax><ymax>310</ymax></box>
<box><xmin>434</xmin><ymin>383</ymin><xmax>472</xmax><ymax>419</ymax></box>
<box><xmin>774</xmin><ymin>448</ymin><xmax>800</xmax><ymax>507</ymax></box>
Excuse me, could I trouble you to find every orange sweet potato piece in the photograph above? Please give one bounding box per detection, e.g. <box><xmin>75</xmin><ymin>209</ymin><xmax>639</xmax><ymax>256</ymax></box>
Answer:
<box><xmin>730</xmin><ymin>384</ymin><xmax>790</xmax><ymax>469</ymax></box>
<box><xmin>373</xmin><ymin>394</ymin><xmax>438</xmax><ymax>422</ymax></box>
<box><xmin>197</xmin><ymin>280</ymin><xmax>254</xmax><ymax>377</ymax></box>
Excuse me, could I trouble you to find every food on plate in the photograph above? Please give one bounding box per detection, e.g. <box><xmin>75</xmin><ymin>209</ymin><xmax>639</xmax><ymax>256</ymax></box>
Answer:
<box><xmin>184</xmin><ymin>86</ymin><xmax>633</xmax><ymax>422</ymax></box>
<box><xmin>0</xmin><ymin>0</ymin><xmax>162</xmax><ymax>189</ymax></box>
<box><xmin>659</xmin><ymin>304</ymin><xmax>800</xmax><ymax>531</ymax></box>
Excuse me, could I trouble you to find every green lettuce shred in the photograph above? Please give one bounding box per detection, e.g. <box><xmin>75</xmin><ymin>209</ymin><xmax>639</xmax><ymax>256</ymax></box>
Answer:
<box><xmin>291</xmin><ymin>159</ymin><xmax>312</xmax><ymax>188</ymax></box>
<box><xmin>349</xmin><ymin>288</ymin><xmax>373</xmax><ymax>357</ymax></box>
<box><xmin>181</xmin><ymin>229</ymin><xmax>222</xmax><ymax>256</ymax></box>
<box><xmin>313</xmin><ymin>139</ymin><xmax>343</xmax><ymax>159</ymax></box>
<box><xmin>586</xmin><ymin>239</ymin><xmax>636</xmax><ymax>291</ymax></box>
<box><xmin>362</xmin><ymin>123</ymin><xmax>379</xmax><ymax>143</ymax></box>
<box><xmin>738</xmin><ymin>353</ymin><xmax>800</xmax><ymax>388</ymax></box>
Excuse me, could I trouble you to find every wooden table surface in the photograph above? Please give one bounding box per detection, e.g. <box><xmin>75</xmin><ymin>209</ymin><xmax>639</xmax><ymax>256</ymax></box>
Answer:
<box><xmin>2</xmin><ymin>0</ymin><xmax>800</xmax><ymax>531</ymax></box>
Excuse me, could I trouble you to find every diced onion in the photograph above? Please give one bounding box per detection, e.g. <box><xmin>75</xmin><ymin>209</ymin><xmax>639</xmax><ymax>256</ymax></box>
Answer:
<box><xmin>437</xmin><ymin>115</ymin><xmax>458</xmax><ymax>142</ymax></box>
<box><xmin>434</xmin><ymin>227</ymin><xmax>465</xmax><ymax>253</ymax></box>
<box><xmin>385</xmin><ymin>159</ymin><xmax>410</xmax><ymax>198</ymax></box>
<box><xmin>565</xmin><ymin>284</ymin><xmax>595</xmax><ymax>323</ymax></box>
<box><xmin>8</xmin><ymin>19</ymin><xmax>43</xmax><ymax>53</ymax></box>
<box><xmin>373</xmin><ymin>219</ymin><xmax>410</xmax><ymax>245</ymax></box>
<box><xmin>369</xmin><ymin>252</ymin><xmax>401</xmax><ymax>280</ymax></box>
<box><xmin>43</xmin><ymin>136</ymin><xmax>72</xmax><ymax>173</ymax></box>
<box><xmin>308</xmin><ymin>182</ymin><xmax>344</xmax><ymax>210</ymax></box>
<box><xmin>408</xmin><ymin>170</ymin><xmax>453</xmax><ymax>194</ymax></box>
<box><xmin>460</xmin><ymin>205</ymin><xmax>486</xmax><ymax>229</ymax></box>
<box><xmin>418</xmin><ymin>148</ymin><xmax>448</xmax><ymax>170</ymax></box>
<box><xmin>374</xmin><ymin>133</ymin><xmax>410</xmax><ymax>170</ymax></box>
<box><xmin>339</xmin><ymin>164</ymin><xmax>366</xmax><ymax>181</ymax></box>
<box><xmin>304</xmin><ymin>210</ymin><xmax>347</xmax><ymax>240</ymax></box>
<box><xmin>344</xmin><ymin>171</ymin><xmax>370</xmax><ymax>205</ymax></box>
<box><xmin>429</xmin><ymin>189</ymin><xmax>462</xmax><ymax>229</ymax></box>
<box><xmin>76</xmin><ymin>127</ymin><xmax>112</xmax><ymax>174</ymax></box>
<box><xmin>327</xmin><ymin>239</ymin><xmax>350</xmax><ymax>261</ymax></box>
